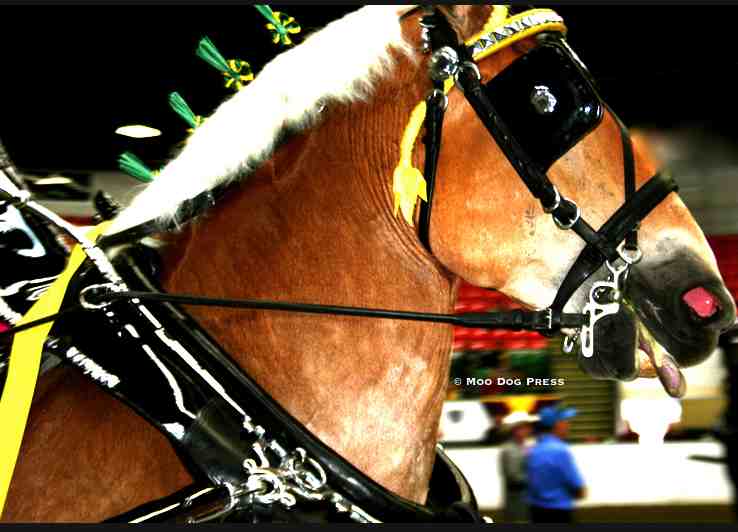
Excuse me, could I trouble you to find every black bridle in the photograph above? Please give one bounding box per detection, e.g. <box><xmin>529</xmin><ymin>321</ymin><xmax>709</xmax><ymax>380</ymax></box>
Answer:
<box><xmin>416</xmin><ymin>8</ymin><xmax>677</xmax><ymax>356</ymax></box>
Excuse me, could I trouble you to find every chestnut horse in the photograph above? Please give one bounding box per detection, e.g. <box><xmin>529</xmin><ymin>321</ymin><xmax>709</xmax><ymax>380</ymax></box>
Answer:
<box><xmin>3</xmin><ymin>5</ymin><xmax>735</xmax><ymax>522</ymax></box>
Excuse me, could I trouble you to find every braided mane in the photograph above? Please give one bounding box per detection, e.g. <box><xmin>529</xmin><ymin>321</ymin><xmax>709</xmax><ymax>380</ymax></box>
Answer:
<box><xmin>107</xmin><ymin>6</ymin><xmax>414</xmax><ymax>235</ymax></box>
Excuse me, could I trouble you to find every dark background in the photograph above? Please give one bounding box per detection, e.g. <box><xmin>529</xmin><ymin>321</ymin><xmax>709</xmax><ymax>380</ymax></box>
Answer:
<box><xmin>1</xmin><ymin>4</ymin><xmax>737</xmax><ymax>172</ymax></box>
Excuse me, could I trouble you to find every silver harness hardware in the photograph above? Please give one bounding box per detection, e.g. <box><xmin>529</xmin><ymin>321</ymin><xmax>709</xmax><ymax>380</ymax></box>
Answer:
<box><xmin>567</xmin><ymin>243</ymin><xmax>643</xmax><ymax>358</ymax></box>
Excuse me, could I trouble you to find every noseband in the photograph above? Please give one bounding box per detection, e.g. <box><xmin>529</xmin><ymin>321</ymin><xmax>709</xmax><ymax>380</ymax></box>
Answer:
<box><xmin>415</xmin><ymin>7</ymin><xmax>678</xmax><ymax>357</ymax></box>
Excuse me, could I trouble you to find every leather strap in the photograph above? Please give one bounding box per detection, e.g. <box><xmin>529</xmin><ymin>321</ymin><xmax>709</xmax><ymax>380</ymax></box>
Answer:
<box><xmin>98</xmin><ymin>188</ymin><xmax>219</xmax><ymax>249</ymax></box>
<box><xmin>549</xmin><ymin>171</ymin><xmax>678</xmax><ymax>311</ymax></box>
<box><xmin>417</xmin><ymin>85</ymin><xmax>446</xmax><ymax>251</ymax></box>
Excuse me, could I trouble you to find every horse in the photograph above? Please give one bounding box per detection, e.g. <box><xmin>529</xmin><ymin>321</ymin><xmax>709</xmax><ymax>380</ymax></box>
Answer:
<box><xmin>2</xmin><ymin>4</ymin><xmax>735</xmax><ymax>522</ymax></box>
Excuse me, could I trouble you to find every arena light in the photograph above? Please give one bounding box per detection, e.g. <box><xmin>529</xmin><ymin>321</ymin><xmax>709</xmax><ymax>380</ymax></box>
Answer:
<box><xmin>115</xmin><ymin>125</ymin><xmax>162</xmax><ymax>139</ymax></box>
<box><xmin>32</xmin><ymin>175</ymin><xmax>74</xmax><ymax>186</ymax></box>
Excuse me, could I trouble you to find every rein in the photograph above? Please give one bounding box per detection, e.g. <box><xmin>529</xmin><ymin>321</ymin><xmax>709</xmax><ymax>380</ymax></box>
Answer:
<box><xmin>79</xmin><ymin>287</ymin><xmax>586</xmax><ymax>329</ymax></box>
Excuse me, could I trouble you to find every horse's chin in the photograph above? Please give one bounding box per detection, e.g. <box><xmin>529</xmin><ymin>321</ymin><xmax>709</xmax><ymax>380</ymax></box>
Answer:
<box><xmin>575</xmin><ymin>304</ymin><xmax>687</xmax><ymax>398</ymax></box>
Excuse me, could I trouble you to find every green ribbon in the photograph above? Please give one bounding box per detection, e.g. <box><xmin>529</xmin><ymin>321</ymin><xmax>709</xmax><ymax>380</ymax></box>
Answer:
<box><xmin>118</xmin><ymin>152</ymin><xmax>158</xmax><ymax>183</ymax></box>
<box><xmin>196</xmin><ymin>36</ymin><xmax>253</xmax><ymax>90</ymax></box>
<box><xmin>169</xmin><ymin>92</ymin><xmax>202</xmax><ymax>131</ymax></box>
<box><xmin>255</xmin><ymin>4</ymin><xmax>301</xmax><ymax>46</ymax></box>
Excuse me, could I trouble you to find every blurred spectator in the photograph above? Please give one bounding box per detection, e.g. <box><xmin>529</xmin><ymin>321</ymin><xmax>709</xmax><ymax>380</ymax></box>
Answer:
<box><xmin>499</xmin><ymin>412</ymin><xmax>536</xmax><ymax>522</ymax></box>
<box><xmin>527</xmin><ymin>405</ymin><xmax>586</xmax><ymax>523</ymax></box>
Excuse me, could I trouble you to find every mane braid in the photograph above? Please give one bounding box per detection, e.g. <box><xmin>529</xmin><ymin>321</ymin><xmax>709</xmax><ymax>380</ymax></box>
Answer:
<box><xmin>106</xmin><ymin>6</ymin><xmax>414</xmax><ymax>235</ymax></box>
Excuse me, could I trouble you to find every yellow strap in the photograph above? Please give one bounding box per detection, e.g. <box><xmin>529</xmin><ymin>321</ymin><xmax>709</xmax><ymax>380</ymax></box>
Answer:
<box><xmin>0</xmin><ymin>222</ymin><xmax>110</xmax><ymax>517</ymax></box>
<box><xmin>469</xmin><ymin>9</ymin><xmax>567</xmax><ymax>62</ymax></box>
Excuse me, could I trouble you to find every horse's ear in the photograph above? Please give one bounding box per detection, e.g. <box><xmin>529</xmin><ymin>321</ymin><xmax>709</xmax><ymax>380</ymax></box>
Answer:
<box><xmin>437</xmin><ymin>5</ymin><xmax>494</xmax><ymax>42</ymax></box>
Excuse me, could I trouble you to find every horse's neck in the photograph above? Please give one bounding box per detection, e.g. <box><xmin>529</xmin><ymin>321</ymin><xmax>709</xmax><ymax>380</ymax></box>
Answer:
<box><xmin>160</xmin><ymin>93</ymin><xmax>458</xmax><ymax>503</ymax></box>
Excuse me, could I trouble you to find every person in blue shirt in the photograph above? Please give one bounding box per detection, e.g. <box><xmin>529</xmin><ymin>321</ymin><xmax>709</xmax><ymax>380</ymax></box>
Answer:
<box><xmin>526</xmin><ymin>405</ymin><xmax>587</xmax><ymax>523</ymax></box>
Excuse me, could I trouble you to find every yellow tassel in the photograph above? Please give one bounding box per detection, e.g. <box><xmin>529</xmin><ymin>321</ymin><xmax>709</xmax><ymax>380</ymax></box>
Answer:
<box><xmin>392</xmin><ymin>100</ymin><xmax>429</xmax><ymax>226</ymax></box>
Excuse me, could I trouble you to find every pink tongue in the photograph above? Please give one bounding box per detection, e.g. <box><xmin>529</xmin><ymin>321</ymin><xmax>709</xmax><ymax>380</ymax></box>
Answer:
<box><xmin>0</xmin><ymin>322</ymin><xmax>8</xmax><ymax>333</ymax></box>
<box><xmin>683</xmin><ymin>287</ymin><xmax>719</xmax><ymax>318</ymax></box>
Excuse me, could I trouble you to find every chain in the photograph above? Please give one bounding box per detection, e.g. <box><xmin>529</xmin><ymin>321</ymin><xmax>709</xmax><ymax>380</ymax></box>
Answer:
<box><xmin>183</xmin><ymin>415</ymin><xmax>380</xmax><ymax>523</ymax></box>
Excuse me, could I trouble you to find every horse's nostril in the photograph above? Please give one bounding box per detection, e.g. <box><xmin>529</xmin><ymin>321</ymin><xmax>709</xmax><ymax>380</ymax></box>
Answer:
<box><xmin>682</xmin><ymin>287</ymin><xmax>720</xmax><ymax>319</ymax></box>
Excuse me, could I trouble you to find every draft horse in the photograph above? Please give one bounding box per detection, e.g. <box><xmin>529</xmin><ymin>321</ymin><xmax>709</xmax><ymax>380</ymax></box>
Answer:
<box><xmin>0</xmin><ymin>4</ymin><xmax>735</xmax><ymax>523</ymax></box>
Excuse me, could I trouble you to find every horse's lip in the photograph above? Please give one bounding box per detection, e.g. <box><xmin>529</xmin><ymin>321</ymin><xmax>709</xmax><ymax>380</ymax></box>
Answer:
<box><xmin>636</xmin><ymin>319</ymin><xmax>687</xmax><ymax>398</ymax></box>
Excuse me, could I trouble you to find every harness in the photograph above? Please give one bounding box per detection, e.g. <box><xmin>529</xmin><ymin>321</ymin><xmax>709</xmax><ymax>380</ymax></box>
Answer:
<box><xmin>0</xmin><ymin>6</ymin><xmax>679</xmax><ymax>523</ymax></box>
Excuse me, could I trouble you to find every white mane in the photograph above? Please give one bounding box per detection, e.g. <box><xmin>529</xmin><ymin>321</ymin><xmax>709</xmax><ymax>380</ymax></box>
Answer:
<box><xmin>106</xmin><ymin>6</ymin><xmax>415</xmax><ymax>235</ymax></box>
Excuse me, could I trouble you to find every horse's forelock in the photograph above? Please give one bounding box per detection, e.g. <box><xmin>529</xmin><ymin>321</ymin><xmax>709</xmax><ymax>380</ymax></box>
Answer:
<box><xmin>437</xmin><ymin>5</ymin><xmax>495</xmax><ymax>43</ymax></box>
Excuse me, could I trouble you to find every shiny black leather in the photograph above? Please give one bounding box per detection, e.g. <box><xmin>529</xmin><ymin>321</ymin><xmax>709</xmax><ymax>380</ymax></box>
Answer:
<box><xmin>0</xmin><ymin>205</ymin><xmax>70</xmax><ymax>392</ymax></box>
<box><xmin>50</xmin><ymin>245</ymin><xmax>480</xmax><ymax>522</ymax></box>
<box><xmin>482</xmin><ymin>41</ymin><xmax>604</xmax><ymax>172</ymax></box>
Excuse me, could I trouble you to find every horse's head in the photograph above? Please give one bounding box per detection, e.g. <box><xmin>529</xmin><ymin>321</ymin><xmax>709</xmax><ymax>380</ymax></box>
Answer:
<box><xmin>404</xmin><ymin>6</ymin><xmax>736</xmax><ymax>395</ymax></box>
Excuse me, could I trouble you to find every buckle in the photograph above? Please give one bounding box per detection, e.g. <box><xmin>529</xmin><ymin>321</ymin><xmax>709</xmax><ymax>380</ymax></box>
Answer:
<box><xmin>427</xmin><ymin>88</ymin><xmax>449</xmax><ymax>111</ymax></box>
<box><xmin>532</xmin><ymin>308</ymin><xmax>554</xmax><ymax>331</ymax></box>
<box><xmin>429</xmin><ymin>46</ymin><xmax>460</xmax><ymax>82</ymax></box>
<box><xmin>455</xmin><ymin>61</ymin><xmax>481</xmax><ymax>84</ymax></box>
<box><xmin>552</xmin><ymin>198</ymin><xmax>581</xmax><ymax>230</ymax></box>
<box><xmin>617</xmin><ymin>241</ymin><xmax>643</xmax><ymax>265</ymax></box>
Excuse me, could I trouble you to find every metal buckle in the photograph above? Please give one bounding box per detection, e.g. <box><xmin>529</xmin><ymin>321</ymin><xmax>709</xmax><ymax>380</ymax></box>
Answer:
<box><xmin>553</xmin><ymin>199</ymin><xmax>581</xmax><ymax>230</ymax></box>
<box><xmin>79</xmin><ymin>283</ymin><xmax>116</xmax><ymax>310</ymax></box>
<box><xmin>618</xmin><ymin>241</ymin><xmax>643</xmax><ymax>265</ymax></box>
<box><xmin>533</xmin><ymin>308</ymin><xmax>553</xmax><ymax>331</ymax></box>
<box><xmin>429</xmin><ymin>46</ymin><xmax>460</xmax><ymax>82</ymax></box>
<box><xmin>242</xmin><ymin>458</ymin><xmax>297</xmax><ymax>508</ymax></box>
<box><xmin>455</xmin><ymin>60</ymin><xmax>481</xmax><ymax>84</ymax></box>
<box><xmin>428</xmin><ymin>88</ymin><xmax>449</xmax><ymax>112</ymax></box>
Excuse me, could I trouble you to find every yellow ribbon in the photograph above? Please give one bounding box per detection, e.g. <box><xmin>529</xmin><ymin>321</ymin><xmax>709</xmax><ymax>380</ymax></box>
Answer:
<box><xmin>187</xmin><ymin>116</ymin><xmax>205</xmax><ymax>136</ymax></box>
<box><xmin>393</xmin><ymin>101</ymin><xmax>429</xmax><ymax>226</ymax></box>
<box><xmin>223</xmin><ymin>59</ymin><xmax>254</xmax><ymax>90</ymax></box>
<box><xmin>266</xmin><ymin>12</ymin><xmax>301</xmax><ymax>46</ymax></box>
<box><xmin>0</xmin><ymin>223</ymin><xmax>110</xmax><ymax>517</ymax></box>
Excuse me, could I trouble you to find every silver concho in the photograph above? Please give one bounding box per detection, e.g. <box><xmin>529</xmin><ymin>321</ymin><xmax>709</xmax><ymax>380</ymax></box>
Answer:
<box><xmin>530</xmin><ymin>85</ymin><xmax>557</xmax><ymax>115</ymax></box>
<box><xmin>428</xmin><ymin>46</ymin><xmax>460</xmax><ymax>82</ymax></box>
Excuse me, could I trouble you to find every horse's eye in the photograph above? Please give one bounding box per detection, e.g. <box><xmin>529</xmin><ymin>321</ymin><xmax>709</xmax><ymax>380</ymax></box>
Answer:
<box><xmin>530</xmin><ymin>85</ymin><xmax>557</xmax><ymax>115</ymax></box>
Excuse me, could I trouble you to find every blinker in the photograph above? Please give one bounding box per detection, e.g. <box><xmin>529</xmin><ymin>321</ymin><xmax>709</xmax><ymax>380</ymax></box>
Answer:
<box><xmin>481</xmin><ymin>40</ymin><xmax>604</xmax><ymax>172</ymax></box>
